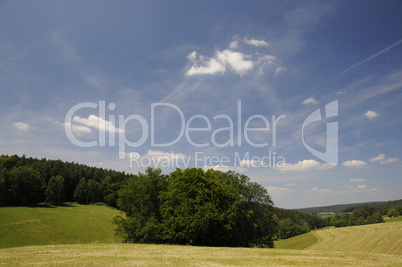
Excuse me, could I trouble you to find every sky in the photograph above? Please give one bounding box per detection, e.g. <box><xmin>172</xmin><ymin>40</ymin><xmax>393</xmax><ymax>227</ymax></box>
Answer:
<box><xmin>1</xmin><ymin>0</ymin><xmax>402</xmax><ymax>209</ymax></box>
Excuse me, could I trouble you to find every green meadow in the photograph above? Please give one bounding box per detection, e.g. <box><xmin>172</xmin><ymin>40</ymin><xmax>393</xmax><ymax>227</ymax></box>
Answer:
<box><xmin>1</xmin><ymin>204</ymin><xmax>401</xmax><ymax>266</ymax></box>
<box><xmin>0</xmin><ymin>203</ymin><xmax>121</xmax><ymax>248</ymax></box>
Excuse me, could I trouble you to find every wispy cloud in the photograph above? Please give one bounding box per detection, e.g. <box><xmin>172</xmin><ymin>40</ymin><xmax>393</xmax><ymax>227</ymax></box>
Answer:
<box><xmin>349</xmin><ymin>178</ymin><xmax>366</xmax><ymax>183</ymax></box>
<box><xmin>370</xmin><ymin>154</ymin><xmax>399</xmax><ymax>164</ymax></box>
<box><xmin>13</xmin><ymin>122</ymin><xmax>29</xmax><ymax>131</ymax></box>
<box><xmin>244</xmin><ymin>38</ymin><xmax>269</xmax><ymax>47</ymax></box>
<box><xmin>311</xmin><ymin>187</ymin><xmax>331</xmax><ymax>193</ymax></box>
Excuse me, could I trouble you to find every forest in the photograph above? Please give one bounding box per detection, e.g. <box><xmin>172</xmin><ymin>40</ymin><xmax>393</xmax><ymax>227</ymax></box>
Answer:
<box><xmin>1</xmin><ymin>154</ymin><xmax>396</xmax><ymax>247</ymax></box>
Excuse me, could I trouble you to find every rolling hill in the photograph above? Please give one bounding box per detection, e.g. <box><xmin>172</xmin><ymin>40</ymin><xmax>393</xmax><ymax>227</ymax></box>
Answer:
<box><xmin>0</xmin><ymin>203</ymin><xmax>121</xmax><ymax>248</ymax></box>
<box><xmin>276</xmin><ymin>219</ymin><xmax>402</xmax><ymax>255</ymax></box>
<box><xmin>1</xmin><ymin>204</ymin><xmax>402</xmax><ymax>265</ymax></box>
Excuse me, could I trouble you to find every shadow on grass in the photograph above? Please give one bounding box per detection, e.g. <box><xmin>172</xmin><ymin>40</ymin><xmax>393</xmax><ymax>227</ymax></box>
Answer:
<box><xmin>28</xmin><ymin>202</ymin><xmax>76</xmax><ymax>208</ymax></box>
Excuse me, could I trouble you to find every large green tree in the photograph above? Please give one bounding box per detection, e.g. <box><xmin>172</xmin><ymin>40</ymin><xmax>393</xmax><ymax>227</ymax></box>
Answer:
<box><xmin>45</xmin><ymin>175</ymin><xmax>65</xmax><ymax>205</ymax></box>
<box><xmin>114</xmin><ymin>168</ymin><xmax>168</xmax><ymax>243</ymax></box>
<box><xmin>114</xmin><ymin>168</ymin><xmax>277</xmax><ymax>247</ymax></box>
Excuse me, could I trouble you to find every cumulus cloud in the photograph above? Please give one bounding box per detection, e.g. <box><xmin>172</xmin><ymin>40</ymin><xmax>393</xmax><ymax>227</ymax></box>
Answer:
<box><xmin>13</xmin><ymin>122</ymin><xmax>29</xmax><ymax>131</ymax></box>
<box><xmin>186</xmin><ymin>51</ymin><xmax>226</xmax><ymax>76</ymax></box>
<box><xmin>369</xmin><ymin>154</ymin><xmax>386</xmax><ymax>162</ymax></box>
<box><xmin>302</xmin><ymin>97</ymin><xmax>319</xmax><ymax>105</ymax></box>
<box><xmin>279</xmin><ymin>159</ymin><xmax>334</xmax><ymax>171</ymax></box>
<box><xmin>216</xmin><ymin>50</ymin><xmax>254</xmax><ymax>74</ymax></box>
<box><xmin>244</xmin><ymin>38</ymin><xmax>269</xmax><ymax>47</ymax></box>
<box><xmin>202</xmin><ymin>165</ymin><xmax>247</xmax><ymax>173</ymax></box>
<box><xmin>266</xmin><ymin>186</ymin><xmax>294</xmax><ymax>193</ymax></box>
<box><xmin>348</xmin><ymin>178</ymin><xmax>366</xmax><ymax>183</ymax></box>
<box><xmin>357</xmin><ymin>184</ymin><xmax>367</xmax><ymax>189</ymax></box>
<box><xmin>364</xmin><ymin>110</ymin><xmax>379</xmax><ymax>119</ymax></box>
<box><xmin>186</xmin><ymin>49</ymin><xmax>254</xmax><ymax>76</ymax></box>
<box><xmin>311</xmin><ymin>187</ymin><xmax>331</xmax><ymax>193</ymax></box>
<box><xmin>342</xmin><ymin>160</ymin><xmax>367</xmax><ymax>168</ymax></box>
<box><xmin>185</xmin><ymin>37</ymin><xmax>283</xmax><ymax>77</ymax></box>
<box><xmin>64</xmin><ymin>122</ymin><xmax>92</xmax><ymax>134</ymax></box>
<box><xmin>370</xmin><ymin>154</ymin><xmax>399</xmax><ymax>164</ymax></box>
<box><xmin>72</xmin><ymin>114</ymin><xmax>124</xmax><ymax>133</ymax></box>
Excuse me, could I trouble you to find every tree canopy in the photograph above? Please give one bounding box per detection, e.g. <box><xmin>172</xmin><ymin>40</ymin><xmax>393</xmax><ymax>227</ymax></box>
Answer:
<box><xmin>114</xmin><ymin>167</ymin><xmax>277</xmax><ymax>247</ymax></box>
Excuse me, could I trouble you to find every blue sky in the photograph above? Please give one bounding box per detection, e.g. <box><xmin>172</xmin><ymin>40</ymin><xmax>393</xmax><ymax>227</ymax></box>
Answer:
<box><xmin>1</xmin><ymin>0</ymin><xmax>402</xmax><ymax>208</ymax></box>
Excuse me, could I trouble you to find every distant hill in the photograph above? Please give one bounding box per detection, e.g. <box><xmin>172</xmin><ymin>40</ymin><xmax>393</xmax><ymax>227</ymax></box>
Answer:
<box><xmin>294</xmin><ymin>199</ymin><xmax>402</xmax><ymax>214</ymax></box>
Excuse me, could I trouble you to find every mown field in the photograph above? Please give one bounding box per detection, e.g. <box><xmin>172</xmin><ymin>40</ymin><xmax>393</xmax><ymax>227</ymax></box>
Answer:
<box><xmin>276</xmin><ymin>219</ymin><xmax>402</xmax><ymax>255</ymax></box>
<box><xmin>1</xmin><ymin>243</ymin><xmax>402</xmax><ymax>266</ymax></box>
<box><xmin>1</xmin><ymin>204</ymin><xmax>402</xmax><ymax>266</ymax></box>
<box><xmin>0</xmin><ymin>203</ymin><xmax>121</xmax><ymax>248</ymax></box>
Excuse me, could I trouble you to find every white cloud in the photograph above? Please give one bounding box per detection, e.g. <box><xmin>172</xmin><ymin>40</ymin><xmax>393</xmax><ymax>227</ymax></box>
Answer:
<box><xmin>186</xmin><ymin>49</ymin><xmax>254</xmax><ymax>76</ymax></box>
<box><xmin>274</xmin><ymin>66</ymin><xmax>287</xmax><ymax>76</ymax></box>
<box><xmin>186</xmin><ymin>51</ymin><xmax>226</xmax><ymax>76</ymax></box>
<box><xmin>364</xmin><ymin>110</ymin><xmax>379</xmax><ymax>119</ymax></box>
<box><xmin>348</xmin><ymin>178</ymin><xmax>366</xmax><ymax>183</ymax></box>
<box><xmin>266</xmin><ymin>186</ymin><xmax>294</xmax><ymax>193</ymax></box>
<box><xmin>342</xmin><ymin>160</ymin><xmax>367</xmax><ymax>168</ymax></box>
<box><xmin>357</xmin><ymin>184</ymin><xmax>367</xmax><ymax>190</ymax></box>
<box><xmin>356</xmin><ymin>184</ymin><xmax>380</xmax><ymax>192</ymax></box>
<box><xmin>369</xmin><ymin>154</ymin><xmax>386</xmax><ymax>162</ymax></box>
<box><xmin>229</xmin><ymin>41</ymin><xmax>238</xmax><ymax>49</ymax></box>
<box><xmin>13</xmin><ymin>122</ymin><xmax>29</xmax><ymax>131</ymax></box>
<box><xmin>202</xmin><ymin>165</ymin><xmax>247</xmax><ymax>173</ymax></box>
<box><xmin>370</xmin><ymin>154</ymin><xmax>399</xmax><ymax>164</ymax></box>
<box><xmin>279</xmin><ymin>159</ymin><xmax>334</xmax><ymax>171</ymax></box>
<box><xmin>239</xmin><ymin>159</ymin><xmax>262</xmax><ymax>167</ymax></box>
<box><xmin>216</xmin><ymin>50</ymin><xmax>254</xmax><ymax>75</ymax></box>
<box><xmin>244</xmin><ymin>38</ymin><xmax>269</xmax><ymax>47</ymax></box>
<box><xmin>311</xmin><ymin>187</ymin><xmax>331</xmax><ymax>193</ymax></box>
<box><xmin>72</xmin><ymin>114</ymin><xmax>124</xmax><ymax>133</ymax></box>
<box><xmin>380</xmin><ymin>158</ymin><xmax>399</xmax><ymax>164</ymax></box>
<box><xmin>64</xmin><ymin>122</ymin><xmax>92</xmax><ymax>134</ymax></box>
<box><xmin>302</xmin><ymin>97</ymin><xmax>319</xmax><ymax>105</ymax></box>
<box><xmin>185</xmin><ymin>37</ymin><xmax>282</xmax><ymax>77</ymax></box>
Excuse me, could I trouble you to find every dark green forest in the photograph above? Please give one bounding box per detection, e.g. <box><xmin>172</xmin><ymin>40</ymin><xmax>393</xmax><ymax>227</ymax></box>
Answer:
<box><xmin>1</xmin><ymin>154</ymin><xmax>397</xmax><ymax>247</ymax></box>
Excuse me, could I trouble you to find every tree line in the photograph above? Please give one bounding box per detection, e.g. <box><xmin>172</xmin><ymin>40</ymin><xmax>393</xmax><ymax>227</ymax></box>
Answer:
<box><xmin>0</xmin><ymin>155</ymin><xmax>129</xmax><ymax>206</ymax></box>
<box><xmin>0</xmin><ymin>154</ymin><xmax>354</xmax><ymax>247</ymax></box>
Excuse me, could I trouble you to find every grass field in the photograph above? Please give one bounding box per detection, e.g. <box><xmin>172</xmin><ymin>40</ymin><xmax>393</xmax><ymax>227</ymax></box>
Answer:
<box><xmin>1</xmin><ymin>205</ymin><xmax>402</xmax><ymax>266</ymax></box>
<box><xmin>1</xmin><ymin>243</ymin><xmax>402</xmax><ymax>266</ymax></box>
<box><xmin>0</xmin><ymin>203</ymin><xmax>121</xmax><ymax>248</ymax></box>
<box><xmin>276</xmin><ymin>220</ymin><xmax>402</xmax><ymax>255</ymax></box>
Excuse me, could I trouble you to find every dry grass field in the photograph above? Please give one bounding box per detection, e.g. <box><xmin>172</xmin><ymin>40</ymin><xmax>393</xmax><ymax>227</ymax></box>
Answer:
<box><xmin>1</xmin><ymin>243</ymin><xmax>402</xmax><ymax>266</ymax></box>
<box><xmin>1</xmin><ymin>204</ymin><xmax>401</xmax><ymax>266</ymax></box>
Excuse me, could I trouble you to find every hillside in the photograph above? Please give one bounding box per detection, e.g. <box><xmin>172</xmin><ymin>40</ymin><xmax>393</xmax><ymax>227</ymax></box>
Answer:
<box><xmin>276</xmin><ymin>220</ymin><xmax>402</xmax><ymax>255</ymax></box>
<box><xmin>294</xmin><ymin>199</ymin><xmax>402</xmax><ymax>214</ymax></box>
<box><xmin>0</xmin><ymin>203</ymin><xmax>121</xmax><ymax>248</ymax></box>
